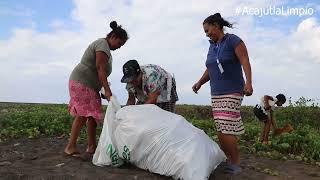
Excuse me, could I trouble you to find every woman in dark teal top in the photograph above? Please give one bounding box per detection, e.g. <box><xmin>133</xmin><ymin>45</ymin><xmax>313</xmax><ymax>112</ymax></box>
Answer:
<box><xmin>192</xmin><ymin>13</ymin><xmax>253</xmax><ymax>174</ymax></box>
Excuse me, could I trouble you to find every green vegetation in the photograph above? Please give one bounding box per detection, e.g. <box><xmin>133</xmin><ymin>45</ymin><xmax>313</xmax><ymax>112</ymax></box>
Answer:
<box><xmin>185</xmin><ymin>97</ymin><xmax>320</xmax><ymax>165</ymax></box>
<box><xmin>0</xmin><ymin>97</ymin><xmax>319</xmax><ymax>165</ymax></box>
<box><xmin>0</xmin><ymin>103</ymin><xmax>73</xmax><ymax>139</ymax></box>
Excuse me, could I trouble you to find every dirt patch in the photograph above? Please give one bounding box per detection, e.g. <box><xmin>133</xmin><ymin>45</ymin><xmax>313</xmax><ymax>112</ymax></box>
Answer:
<box><xmin>0</xmin><ymin>137</ymin><xmax>319</xmax><ymax>180</ymax></box>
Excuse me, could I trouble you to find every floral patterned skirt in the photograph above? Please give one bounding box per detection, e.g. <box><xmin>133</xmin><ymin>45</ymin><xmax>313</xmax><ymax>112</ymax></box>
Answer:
<box><xmin>68</xmin><ymin>80</ymin><xmax>103</xmax><ymax>122</ymax></box>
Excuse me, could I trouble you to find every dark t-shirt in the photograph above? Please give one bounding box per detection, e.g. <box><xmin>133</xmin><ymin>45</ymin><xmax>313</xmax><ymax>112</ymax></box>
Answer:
<box><xmin>206</xmin><ymin>33</ymin><xmax>244</xmax><ymax>95</ymax></box>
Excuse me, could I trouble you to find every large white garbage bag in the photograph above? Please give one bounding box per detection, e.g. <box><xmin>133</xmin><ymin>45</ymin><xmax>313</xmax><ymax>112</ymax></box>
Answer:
<box><xmin>92</xmin><ymin>96</ymin><xmax>124</xmax><ymax>167</ymax></box>
<box><xmin>93</xmin><ymin>97</ymin><xmax>226</xmax><ymax>180</ymax></box>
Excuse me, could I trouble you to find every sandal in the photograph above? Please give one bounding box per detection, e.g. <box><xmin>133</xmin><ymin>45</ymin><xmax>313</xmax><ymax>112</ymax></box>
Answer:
<box><xmin>224</xmin><ymin>164</ymin><xmax>242</xmax><ymax>174</ymax></box>
<box><xmin>63</xmin><ymin>151</ymin><xmax>81</xmax><ymax>158</ymax></box>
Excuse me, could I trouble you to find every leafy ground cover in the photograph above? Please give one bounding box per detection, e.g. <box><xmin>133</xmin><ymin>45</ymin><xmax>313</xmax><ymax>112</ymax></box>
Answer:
<box><xmin>0</xmin><ymin>97</ymin><xmax>319</xmax><ymax>179</ymax></box>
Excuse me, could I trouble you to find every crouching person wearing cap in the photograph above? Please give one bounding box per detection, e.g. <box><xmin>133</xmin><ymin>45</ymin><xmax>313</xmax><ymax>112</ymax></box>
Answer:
<box><xmin>121</xmin><ymin>60</ymin><xmax>178</xmax><ymax>112</ymax></box>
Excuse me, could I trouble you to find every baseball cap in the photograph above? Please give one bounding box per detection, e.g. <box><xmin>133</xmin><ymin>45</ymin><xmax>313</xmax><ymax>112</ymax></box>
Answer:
<box><xmin>121</xmin><ymin>60</ymin><xmax>141</xmax><ymax>83</ymax></box>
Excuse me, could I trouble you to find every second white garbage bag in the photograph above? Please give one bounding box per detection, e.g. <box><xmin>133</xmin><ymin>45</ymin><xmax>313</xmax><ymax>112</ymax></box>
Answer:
<box><xmin>94</xmin><ymin>97</ymin><xmax>226</xmax><ymax>180</ymax></box>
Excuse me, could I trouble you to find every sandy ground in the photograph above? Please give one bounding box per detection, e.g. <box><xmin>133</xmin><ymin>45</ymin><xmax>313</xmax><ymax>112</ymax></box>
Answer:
<box><xmin>0</xmin><ymin>137</ymin><xmax>320</xmax><ymax>180</ymax></box>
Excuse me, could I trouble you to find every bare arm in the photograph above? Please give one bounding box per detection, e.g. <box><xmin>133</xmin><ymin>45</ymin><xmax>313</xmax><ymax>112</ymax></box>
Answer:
<box><xmin>235</xmin><ymin>41</ymin><xmax>253</xmax><ymax>96</ymax></box>
<box><xmin>192</xmin><ymin>69</ymin><xmax>210</xmax><ymax>94</ymax></box>
<box><xmin>126</xmin><ymin>92</ymin><xmax>136</xmax><ymax>105</ymax></box>
<box><xmin>145</xmin><ymin>90</ymin><xmax>161</xmax><ymax>104</ymax></box>
<box><xmin>96</xmin><ymin>51</ymin><xmax>112</xmax><ymax>101</ymax></box>
<box><xmin>198</xmin><ymin>69</ymin><xmax>210</xmax><ymax>85</ymax></box>
<box><xmin>264</xmin><ymin>95</ymin><xmax>274</xmax><ymax>110</ymax></box>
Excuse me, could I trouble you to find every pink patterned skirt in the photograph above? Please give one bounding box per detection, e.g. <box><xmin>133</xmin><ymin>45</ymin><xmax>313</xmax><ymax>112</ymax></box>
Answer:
<box><xmin>68</xmin><ymin>80</ymin><xmax>103</xmax><ymax>122</ymax></box>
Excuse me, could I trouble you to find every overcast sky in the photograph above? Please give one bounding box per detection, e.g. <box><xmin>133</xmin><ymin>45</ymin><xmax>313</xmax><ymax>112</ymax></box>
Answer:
<box><xmin>0</xmin><ymin>0</ymin><xmax>319</xmax><ymax>105</ymax></box>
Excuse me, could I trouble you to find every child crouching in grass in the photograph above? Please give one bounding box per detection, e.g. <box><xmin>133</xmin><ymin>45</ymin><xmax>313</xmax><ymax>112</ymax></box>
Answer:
<box><xmin>253</xmin><ymin>94</ymin><xmax>286</xmax><ymax>144</ymax></box>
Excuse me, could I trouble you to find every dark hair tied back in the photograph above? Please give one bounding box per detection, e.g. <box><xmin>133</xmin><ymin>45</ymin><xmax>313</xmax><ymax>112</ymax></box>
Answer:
<box><xmin>203</xmin><ymin>13</ymin><xmax>233</xmax><ymax>29</ymax></box>
<box><xmin>214</xmin><ymin>13</ymin><xmax>222</xmax><ymax>19</ymax></box>
<box><xmin>107</xmin><ymin>21</ymin><xmax>128</xmax><ymax>41</ymax></box>
<box><xmin>110</xmin><ymin>21</ymin><xmax>118</xmax><ymax>30</ymax></box>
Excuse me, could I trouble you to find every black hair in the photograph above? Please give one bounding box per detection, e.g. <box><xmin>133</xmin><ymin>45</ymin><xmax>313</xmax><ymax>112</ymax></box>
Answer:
<box><xmin>107</xmin><ymin>21</ymin><xmax>128</xmax><ymax>41</ymax></box>
<box><xmin>276</xmin><ymin>94</ymin><xmax>286</xmax><ymax>103</ymax></box>
<box><xmin>203</xmin><ymin>13</ymin><xmax>233</xmax><ymax>29</ymax></box>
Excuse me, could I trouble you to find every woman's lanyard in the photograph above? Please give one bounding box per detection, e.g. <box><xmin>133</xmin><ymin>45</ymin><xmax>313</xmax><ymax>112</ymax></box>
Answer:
<box><xmin>216</xmin><ymin>43</ymin><xmax>224</xmax><ymax>74</ymax></box>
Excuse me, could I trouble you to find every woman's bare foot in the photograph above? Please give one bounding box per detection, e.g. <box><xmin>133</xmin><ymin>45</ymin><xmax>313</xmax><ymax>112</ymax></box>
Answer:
<box><xmin>64</xmin><ymin>145</ymin><xmax>80</xmax><ymax>156</ymax></box>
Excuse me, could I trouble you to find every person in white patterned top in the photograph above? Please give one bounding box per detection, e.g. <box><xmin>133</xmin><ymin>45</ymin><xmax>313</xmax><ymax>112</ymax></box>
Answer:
<box><xmin>121</xmin><ymin>60</ymin><xmax>178</xmax><ymax>112</ymax></box>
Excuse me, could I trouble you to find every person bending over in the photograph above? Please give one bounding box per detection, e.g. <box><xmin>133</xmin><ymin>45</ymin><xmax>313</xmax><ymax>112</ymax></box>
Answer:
<box><xmin>121</xmin><ymin>60</ymin><xmax>178</xmax><ymax>112</ymax></box>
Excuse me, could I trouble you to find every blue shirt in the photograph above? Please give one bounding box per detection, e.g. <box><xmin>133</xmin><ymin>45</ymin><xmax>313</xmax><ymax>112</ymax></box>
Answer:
<box><xmin>206</xmin><ymin>33</ymin><xmax>244</xmax><ymax>95</ymax></box>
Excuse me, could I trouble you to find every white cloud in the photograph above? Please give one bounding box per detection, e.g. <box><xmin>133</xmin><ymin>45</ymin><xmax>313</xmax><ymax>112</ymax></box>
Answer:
<box><xmin>241</xmin><ymin>17</ymin><xmax>320</xmax><ymax>104</ymax></box>
<box><xmin>293</xmin><ymin>18</ymin><xmax>320</xmax><ymax>63</ymax></box>
<box><xmin>0</xmin><ymin>0</ymin><xmax>319</xmax><ymax>106</ymax></box>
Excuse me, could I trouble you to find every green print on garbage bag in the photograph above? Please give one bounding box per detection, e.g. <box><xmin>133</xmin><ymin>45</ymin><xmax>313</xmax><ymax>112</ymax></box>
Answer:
<box><xmin>122</xmin><ymin>145</ymin><xmax>130</xmax><ymax>162</ymax></box>
<box><xmin>107</xmin><ymin>144</ymin><xmax>122</xmax><ymax>167</ymax></box>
